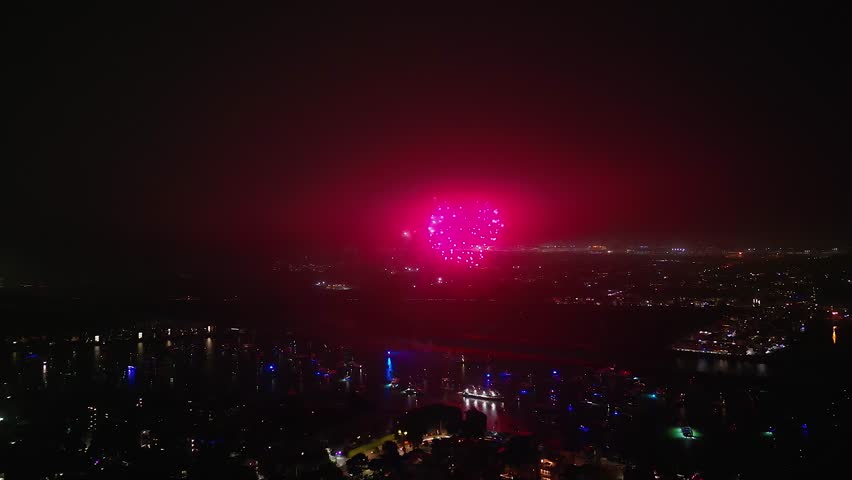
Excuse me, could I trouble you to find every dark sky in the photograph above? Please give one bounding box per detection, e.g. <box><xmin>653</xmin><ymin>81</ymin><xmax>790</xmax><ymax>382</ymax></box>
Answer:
<box><xmin>6</xmin><ymin>5</ymin><xmax>850</xmax><ymax>273</ymax></box>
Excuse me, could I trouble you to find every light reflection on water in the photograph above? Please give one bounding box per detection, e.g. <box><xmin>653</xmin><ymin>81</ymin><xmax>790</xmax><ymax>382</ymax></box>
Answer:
<box><xmin>204</xmin><ymin>338</ymin><xmax>215</xmax><ymax>377</ymax></box>
<box><xmin>12</xmin><ymin>331</ymin><xmax>841</xmax><ymax>442</ymax></box>
<box><xmin>93</xmin><ymin>345</ymin><xmax>102</xmax><ymax>374</ymax></box>
<box><xmin>462</xmin><ymin>397</ymin><xmax>502</xmax><ymax>430</ymax></box>
<box><xmin>676</xmin><ymin>355</ymin><xmax>769</xmax><ymax>377</ymax></box>
<box><xmin>365</xmin><ymin>352</ymin><xmax>534</xmax><ymax>433</ymax></box>
<box><xmin>385</xmin><ymin>356</ymin><xmax>393</xmax><ymax>383</ymax></box>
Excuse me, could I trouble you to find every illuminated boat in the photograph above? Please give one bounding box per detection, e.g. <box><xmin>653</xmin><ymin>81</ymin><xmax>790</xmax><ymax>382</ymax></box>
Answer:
<box><xmin>460</xmin><ymin>386</ymin><xmax>504</xmax><ymax>401</ymax></box>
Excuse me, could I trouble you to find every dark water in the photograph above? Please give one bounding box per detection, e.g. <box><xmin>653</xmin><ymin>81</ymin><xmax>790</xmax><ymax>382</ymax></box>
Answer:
<box><xmin>2</xmin><ymin>302</ymin><xmax>849</xmax><ymax>476</ymax></box>
<box><xmin>346</xmin><ymin>309</ymin><xmax>852</xmax><ymax>476</ymax></box>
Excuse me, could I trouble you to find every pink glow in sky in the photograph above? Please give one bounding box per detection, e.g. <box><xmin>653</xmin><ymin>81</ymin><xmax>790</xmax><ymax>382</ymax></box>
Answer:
<box><xmin>427</xmin><ymin>201</ymin><xmax>504</xmax><ymax>266</ymax></box>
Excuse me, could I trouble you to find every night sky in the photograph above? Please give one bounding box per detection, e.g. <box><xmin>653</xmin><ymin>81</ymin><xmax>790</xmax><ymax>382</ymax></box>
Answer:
<box><xmin>6</xmin><ymin>5</ymin><xmax>850</xmax><ymax>274</ymax></box>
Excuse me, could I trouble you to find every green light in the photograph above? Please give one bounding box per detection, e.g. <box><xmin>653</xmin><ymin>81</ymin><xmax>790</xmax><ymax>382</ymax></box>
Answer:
<box><xmin>668</xmin><ymin>427</ymin><xmax>702</xmax><ymax>440</ymax></box>
<box><xmin>761</xmin><ymin>431</ymin><xmax>774</xmax><ymax>438</ymax></box>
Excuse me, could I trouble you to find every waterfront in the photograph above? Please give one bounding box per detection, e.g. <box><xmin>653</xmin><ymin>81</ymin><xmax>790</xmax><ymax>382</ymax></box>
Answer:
<box><xmin>2</xmin><ymin>300</ymin><xmax>848</xmax><ymax>477</ymax></box>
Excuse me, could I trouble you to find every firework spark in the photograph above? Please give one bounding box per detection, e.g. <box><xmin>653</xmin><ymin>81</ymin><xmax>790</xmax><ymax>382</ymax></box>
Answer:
<box><xmin>427</xmin><ymin>201</ymin><xmax>503</xmax><ymax>266</ymax></box>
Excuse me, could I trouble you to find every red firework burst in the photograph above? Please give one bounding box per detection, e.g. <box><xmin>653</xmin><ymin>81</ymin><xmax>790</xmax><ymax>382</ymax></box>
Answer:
<box><xmin>427</xmin><ymin>201</ymin><xmax>504</xmax><ymax>266</ymax></box>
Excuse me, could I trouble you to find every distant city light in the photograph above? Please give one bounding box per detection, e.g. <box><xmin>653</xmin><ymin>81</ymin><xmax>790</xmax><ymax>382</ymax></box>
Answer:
<box><xmin>94</xmin><ymin>335</ymin><xmax>100</xmax><ymax>343</ymax></box>
<box><xmin>138</xmin><ymin>332</ymin><xmax>143</xmax><ymax>340</ymax></box>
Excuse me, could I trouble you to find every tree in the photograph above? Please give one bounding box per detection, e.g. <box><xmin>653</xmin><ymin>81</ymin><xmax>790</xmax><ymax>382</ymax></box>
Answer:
<box><xmin>297</xmin><ymin>461</ymin><xmax>344</xmax><ymax>479</ymax></box>
<box><xmin>382</xmin><ymin>440</ymin><xmax>401</xmax><ymax>461</ymax></box>
<box><xmin>346</xmin><ymin>453</ymin><xmax>369</xmax><ymax>476</ymax></box>
<box><xmin>503</xmin><ymin>435</ymin><xmax>537</xmax><ymax>467</ymax></box>
<box><xmin>405</xmin><ymin>424</ymin><xmax>428</xmax><ymax>446</ymax></box>
<box><xmin>462</xmin><ymin>409</ymin><xmax>487</xmax><ymax>438</ymax></box>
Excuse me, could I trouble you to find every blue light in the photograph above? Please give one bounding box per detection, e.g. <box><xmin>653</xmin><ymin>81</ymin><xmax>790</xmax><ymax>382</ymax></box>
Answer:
<box><xmin>552</xmin><ymin>370</ymin><xmax>558</xmax><ymax>375</ymax></box>
<box><xmin>314</xmin><ymin>371</ymin><xmax>321</xmax><ymax>376</ymax></box>
<box><xmin>613</xmin><ymin>410</ymin><xmax>619</xmax><ymax>416</ymax></box>
<box><xmin>649</xmin><ymin>393</ymin><xmax>657</xmax><ymax>399</ymax></box>
<box><xmin>579</xmin><ymin>425</ymin><xmax>590</xmax><ymax>433</ymax></box>
<box><xmin>567</xmin><ymin>404</ymin><xmax>574</xmax><ymax>412</ymax></box>
<box><xmin>387</xmin><ymin>350</ymin><xmax>391</xmax><ymax>355</ymax></box>
<box><xmin>266</xmin><ymin>363</ymin><xmax>275</xmax><ymax>372</ymax></box>
<box><xmin>485</xmin><ymin>373</ymin><xmax>491</xmax><ymax>378</ymax></box>
<box><xmin>127</xmin><ymin>365</ymin><xmax>135</xmax><ymax>370</ymax></box>
<box><xmin>520</xmin><ymin>389</ymin><xmax>528</xmax><ymax>395</ymax></box>
<box><xmin>801</xmin><ymin>423</ymin><xmax>808</xmax><ymax>430</ymax></box>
